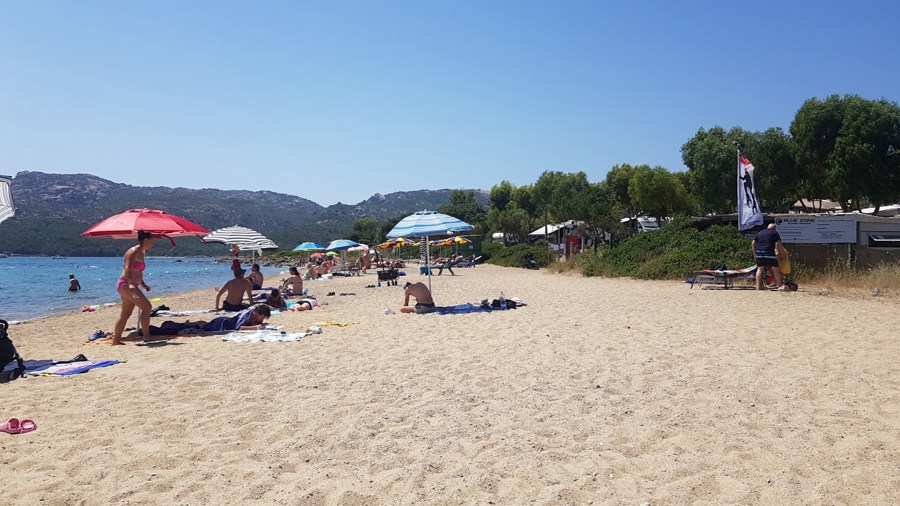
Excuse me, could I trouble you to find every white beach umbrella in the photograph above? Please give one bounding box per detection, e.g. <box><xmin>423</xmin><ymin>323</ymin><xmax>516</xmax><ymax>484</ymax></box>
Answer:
<box><xmin>203</xmin><ymin>226</ymin><xmax>278</xmax><ymax>259</ymax></box>
<box><xmin>0</xmin><ymin>175</ymin><xmax>14</xmax><ymax>225</ymax></box>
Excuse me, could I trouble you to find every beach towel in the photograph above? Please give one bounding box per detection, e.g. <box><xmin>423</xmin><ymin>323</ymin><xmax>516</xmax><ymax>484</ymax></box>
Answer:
<box><xmin>24</xmin><ymin>359</ymin><xmax>122</xmax><ymax>376</ymax></box>
<box><xmin>223</xmin><ymin>330</ymin><xmax>311</xmax><ymax>343</ymax></box>
<box><xmin>152</xmin><ymin>309</ymin><xmax>216</xmax><ymax>317</ymax></box>
<box><xmin>434</xmin><ymin>303</ymin><xmax>495</xmax><ymax>315</ymax></box>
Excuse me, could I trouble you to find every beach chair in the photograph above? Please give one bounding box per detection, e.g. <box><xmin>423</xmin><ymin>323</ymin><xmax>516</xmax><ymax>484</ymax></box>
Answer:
<box><xmin>689</xmin><ymin>265</ymin><xmax>757</xmax><ymax>289</ymax></box>
<box><xmin>378</xmin><ymin>265</ymin><xmax>400</xmax><ymax>285</ymax></box>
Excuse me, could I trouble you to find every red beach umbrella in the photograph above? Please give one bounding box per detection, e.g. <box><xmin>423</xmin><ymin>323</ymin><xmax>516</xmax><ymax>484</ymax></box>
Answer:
<box><xmin>82</xmin><ymin>208</ymin><xmax>210</xmax><ymax>246</ymax></box>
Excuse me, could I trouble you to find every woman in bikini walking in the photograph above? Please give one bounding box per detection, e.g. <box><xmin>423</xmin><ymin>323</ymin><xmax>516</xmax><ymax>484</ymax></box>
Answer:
<box><xmin>112</xmin><ymin>230</ymin><xmax>156</xmax><ymax>344</ymax></box>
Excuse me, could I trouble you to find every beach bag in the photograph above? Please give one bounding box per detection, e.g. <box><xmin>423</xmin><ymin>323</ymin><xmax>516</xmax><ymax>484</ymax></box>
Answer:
<box><xmin>0</xmin><ymin>319</ymin><xmax>26</xmax><ymax>383</ymax></box>
<box><xmin>489</xmin><ymin>299</ymin><xmax>517</xmax><ymax>309</ymax></box>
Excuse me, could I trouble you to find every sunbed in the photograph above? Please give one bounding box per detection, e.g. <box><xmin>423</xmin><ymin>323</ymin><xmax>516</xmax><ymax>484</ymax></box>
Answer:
<box><xmin>689</xmin><ymin>265</ymin><xmax>757</xmax><ymax>289</ymax></box>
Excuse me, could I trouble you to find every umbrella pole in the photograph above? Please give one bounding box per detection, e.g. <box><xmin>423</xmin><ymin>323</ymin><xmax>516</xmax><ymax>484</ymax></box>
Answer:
<box><xmin>426</xmin><ymin>236</ymin><xmax>432</xmax><ymax>295</ymax></box>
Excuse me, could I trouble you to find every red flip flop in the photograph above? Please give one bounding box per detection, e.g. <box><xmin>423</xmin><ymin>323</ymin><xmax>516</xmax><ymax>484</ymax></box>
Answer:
<box><xmin>18</xmin><ymin>419</ymin><xmax>36</xmax><ymax>434</ymax></box>
<box><xmin>0</xmin><ymin>418</ymin><xmax>20</xmax><ymax>434</ymax></box>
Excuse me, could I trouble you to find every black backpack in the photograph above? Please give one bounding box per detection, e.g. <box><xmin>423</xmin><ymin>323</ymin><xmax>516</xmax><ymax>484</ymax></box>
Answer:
<box><xmin>0</xmin><ymin>319</ymin><xmax>26</xmax><ymax>383</ymax></box>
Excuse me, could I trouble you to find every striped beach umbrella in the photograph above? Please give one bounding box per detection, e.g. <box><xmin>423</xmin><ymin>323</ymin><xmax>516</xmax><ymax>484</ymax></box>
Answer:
<box><xmin>0</xmin><ymin>175</ymin><xmax>14</xmax><ymax>225</ymax></box>
<box><xmin>385</xmin><ymin>211</ymin><xmax>474</xmax><ymax>293</ymax></box>
<box><xmin>203</xmin><ymin>226</ymin><xmax>278</xmax><ymax>251</ymax></box>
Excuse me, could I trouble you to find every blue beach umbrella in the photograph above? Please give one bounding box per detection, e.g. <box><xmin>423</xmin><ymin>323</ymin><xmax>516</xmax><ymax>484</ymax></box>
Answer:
<box><xmin>293</xmin><ymin>242</ymin><xmax>325</xmax><ymax>251</ymax></box>
<box><xmin>325</xmin><ymin>239</ymin><xmax>360</xmax><ymax>252</ymax></box>
<box><xmin>386</xmin><ymin>211</ymin><xmax>473</xmax><ymax>239</ymax></box>
<box><xmin>386</xmin><ymin>211</ymin><xmax>474</xmax><ymax>293</ymax></box>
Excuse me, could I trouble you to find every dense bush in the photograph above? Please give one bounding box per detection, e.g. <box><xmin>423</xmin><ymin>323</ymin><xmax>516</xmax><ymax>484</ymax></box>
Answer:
<box><xmin>576</xmin><ymin>217</ymin><xmax>754</xmax><ymax>279</ymax></box>
<box><xmin>483</xmin><ymin>240</ymin><xmax>551</xmax><ymax>268</ymax></box>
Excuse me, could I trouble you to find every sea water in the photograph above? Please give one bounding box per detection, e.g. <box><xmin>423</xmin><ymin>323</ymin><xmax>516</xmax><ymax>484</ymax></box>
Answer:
<box><xmin>0</xmin><ymin>256</ymin><xmax>284</xmax><ymax>323</ymax></box>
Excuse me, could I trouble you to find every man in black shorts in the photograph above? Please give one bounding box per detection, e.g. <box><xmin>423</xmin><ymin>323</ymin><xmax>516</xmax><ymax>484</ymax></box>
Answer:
<box><xmin>216</xmin><ymin>268</ymin><xmax>254</xmax><ymax>311</ymax></box>
<box><xmin>400</xmin><ymin>281</ymin><xmax>436</xmax><ymax>314</ymax></box>
<box><xmin>752</xmin><ymin>223</ymin><xmax>785</xmax><ymax>291</ymax></box>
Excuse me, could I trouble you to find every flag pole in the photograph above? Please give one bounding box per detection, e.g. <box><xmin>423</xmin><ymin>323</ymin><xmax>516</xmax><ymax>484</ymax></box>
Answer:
<box><xmin>737</xmin><ymin>144</ymin><xmax>741</xmax><ymax>220</ymax></box>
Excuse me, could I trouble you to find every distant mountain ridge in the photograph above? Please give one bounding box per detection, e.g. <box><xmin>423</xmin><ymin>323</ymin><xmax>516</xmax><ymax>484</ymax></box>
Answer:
<box><xmin>0</xmin><ymin>171</ymin><xmax>488</xmax><ymax>256</ymax></box>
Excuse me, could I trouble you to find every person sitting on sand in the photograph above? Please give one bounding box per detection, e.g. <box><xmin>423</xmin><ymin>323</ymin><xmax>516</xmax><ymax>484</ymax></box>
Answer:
<box><xmin>258</xmin><ymin>288</ymin><xmax>286</xmax><ymax>310</ymax></box>
<box><xmin>281</xmin><ymin>266</ymin><xmax>304</xmax><ymax>295</ymax></box>
<box><xmin>68</xmin><ymin>274</ymin><xmax>81</xmax><ymax>292</ymax></box>
<box><xmin>202</xmin><ymin>304</ymin><xmax>271</xmax><ymax>332</ymax></box>
<box><xmin>216</xmin><ymin>268</ymin><xmax>254</xmax><ymax>311</ymax></box>
<box><xmin>248</xmin><ymin>263</ymin><xmax>264</xmax><ymax>290</ymax></box>
<box><xmin>400</xmin><ymin>281</ymin><xmax>436</xmax><ymax>314</ymax></box>
<box><xmin>287</xmin><ymin>298</ymin><xmax>320</xmax><ymax>311</ymax></box>
<box><xmin>304</xmin><ymin>261</ymin><xmax>320</xmax><ymax>280</ymax></box>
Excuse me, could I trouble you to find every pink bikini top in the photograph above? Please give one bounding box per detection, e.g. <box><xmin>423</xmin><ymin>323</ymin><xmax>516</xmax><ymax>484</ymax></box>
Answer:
<box><xmin>132</xmin><ymin>261</ymin><xmax>146</xmax><ymax>271</ymax></box>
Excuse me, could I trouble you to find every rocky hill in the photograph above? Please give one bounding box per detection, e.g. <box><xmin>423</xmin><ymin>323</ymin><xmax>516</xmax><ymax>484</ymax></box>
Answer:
<box><xmin>0</xmin><ymin>171</ymin><xmax>487</xmax><ymax>256</ymax></box>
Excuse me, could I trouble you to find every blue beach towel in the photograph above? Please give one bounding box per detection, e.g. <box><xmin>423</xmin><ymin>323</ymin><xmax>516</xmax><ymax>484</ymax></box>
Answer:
<box><xmin>24</xmin><ymin>359</ymin><xmax>122</xmax><ymax>376</ymax></box>
<box><xmin>434</xmin><ymin>303</ymin><xmax>495</xmax><ymax>315</ymax></box>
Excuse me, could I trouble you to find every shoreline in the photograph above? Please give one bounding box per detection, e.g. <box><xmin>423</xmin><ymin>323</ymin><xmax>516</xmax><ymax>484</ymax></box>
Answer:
<box><xmin>0</xmin><ymin>256</ymin><xmax>288</xmax><ymax>324</ymax></box>
<box><xmin>5</xmin><ymin>265</ymin><xmax>900</xmax><ymax>503</ymax></box>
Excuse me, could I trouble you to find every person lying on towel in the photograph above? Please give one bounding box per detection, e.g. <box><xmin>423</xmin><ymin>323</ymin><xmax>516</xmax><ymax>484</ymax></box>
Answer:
<box><xmin>149</xmin><ymin>305</ymin><xmax>271</xmax><ymax>335</ymax></box>
<box><xmin>203</xmin><ymin>304</ymin><xmax>271</xmax><ymax>331</ymax></box>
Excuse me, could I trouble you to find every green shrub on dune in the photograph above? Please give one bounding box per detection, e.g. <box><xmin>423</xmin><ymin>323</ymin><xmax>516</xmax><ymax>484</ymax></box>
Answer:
<box><xmin>577</xmin><ymin>217</ymin><xmax>753</xmax><ymax>279</ymax></box>
<box><xmin>483</xmin><ymin>241</ymin><xmax>552</xmax><ymax>268</ymax></box>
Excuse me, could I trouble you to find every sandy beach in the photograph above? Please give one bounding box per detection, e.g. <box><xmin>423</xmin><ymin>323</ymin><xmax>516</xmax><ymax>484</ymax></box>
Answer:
<box><xmin>3</xmin><ymin>264</ymin><xmax>899</xmax><ymax>504</ymax></box>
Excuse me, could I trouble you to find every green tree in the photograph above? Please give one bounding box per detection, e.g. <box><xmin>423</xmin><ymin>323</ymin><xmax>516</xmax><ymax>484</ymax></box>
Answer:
<box><xmin>533</xmin><ymin>170</ymin><xmax>593</xmax><ymax>223</ymax></box>
<box><xmin>681</xmin><ymin>126</ymin><xmax>750</xmax><ymax>214</ymax></box>
<box><xmin>380</xmin><ymin>215</ymin><xmax>404</xmax><ymax>240</ymax></box>
<box><xmin>605</xmin><ymin>163</ymin><xmax>639</xmax><ymax>218</ymax></box>
<box><xmin>437</xmin><ymin>190</ymin><xmax>487</xmax><ymax>231</ymax></box>
<box><xmin>790</xmin><ymin>95</ymin><xmax>846</xmax><ymax>207</ymax></box>
<box><xmin>829</xmin><ymin>96</ymin><xmax>900</xmax><ymax>212</ymax></box>
<box><xmin>510</xmin><ymin>184</ymin><xmax>539</xmax><ymax>230</ymax></box>
<box><xmin>495</xmin><ymin>207</ymin><xmax>532</xmax><ymax>244</ymax></box>
<box><xmin>350</xmin><ymin>217</ymin><xmax>381</xmax><ymax>246</ymax></box>
<box><xmin>681</xmin><ymin>125</ymin><xmax>796</xmax><ymax>214</ymax></box>
<box><xmin>628</xmin><ymin>166</ymin><xmax>694</xmax><ymax>218</ymax></box>
<box><xmin>743</xmin><ymin>127</ymin><xmax>801</xmax><ymax>211</ymax></box>
<box><xmin>579</xmin><ymin>181</ymin><xmax>619</xmax><ymax>243</ymax></box>
<box><xmin>489</xmin><ymin>181</ymin><xmax>515</xmax><ymax>212</ymax></box>
<box><xmin>791</xmin><ymin>94</ymin><xmax>900</xmax><ymax>212</ymax></box>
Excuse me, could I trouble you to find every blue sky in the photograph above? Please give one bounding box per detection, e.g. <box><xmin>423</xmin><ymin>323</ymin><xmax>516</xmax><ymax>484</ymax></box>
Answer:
<box><xmin>2</xmin><ymin>1</ymin><xmax>898</xmax><ymax>206</ymax></box>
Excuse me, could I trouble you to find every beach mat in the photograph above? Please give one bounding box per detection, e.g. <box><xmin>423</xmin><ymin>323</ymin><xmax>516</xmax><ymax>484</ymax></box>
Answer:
<box><xmin>223</xmin><ymin>330</ymin><xmax>312</xmax><ymax>343</ymax></box>
<box><xmin>434</xmin><ymin>303</ymin><xmax>495</xmax><ymax>315</ymax></box>
<box><xmin>152</xmin><ymin>309</ymin><xmax>217</xmax><ymax>317</ymax></box>
<box><xmin>24</xmin><ymin>359</ymin><xmax>122</xmax><ymax>376</ymax></box>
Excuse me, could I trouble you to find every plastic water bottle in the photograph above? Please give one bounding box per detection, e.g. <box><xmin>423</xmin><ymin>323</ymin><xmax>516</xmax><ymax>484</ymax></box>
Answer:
<box><xmin>499</xmin><ymin>292</ymin><xmax>506</xmax><ymax>310</ymax></box>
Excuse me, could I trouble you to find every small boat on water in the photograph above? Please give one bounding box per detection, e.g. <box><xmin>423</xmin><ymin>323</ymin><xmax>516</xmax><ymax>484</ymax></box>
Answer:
<box><xmin>51</xmin><ymin>255</ymin><xmax>67</xmax><ymax>259</ymax></box>
<box><xmin>0</xmin><ymin>253</ymin><xmax>7</xmax><ymax>258</ymax></box>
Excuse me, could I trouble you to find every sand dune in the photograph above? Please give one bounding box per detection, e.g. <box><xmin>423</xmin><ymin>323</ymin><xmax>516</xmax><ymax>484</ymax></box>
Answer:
<box><xmin>4</xmin><ymin>264</ymin><xmax>899</xmax><ymax>504</ymax></box>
